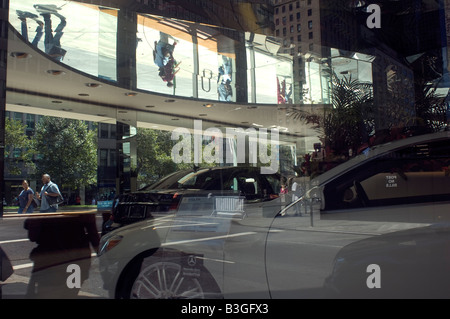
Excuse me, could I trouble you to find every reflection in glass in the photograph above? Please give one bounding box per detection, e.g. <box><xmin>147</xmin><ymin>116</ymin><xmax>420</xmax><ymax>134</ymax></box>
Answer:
<box><xmin>10</xmin><ymin>0</ymin><xmax>117</xmax><ymax>78</ymax></box>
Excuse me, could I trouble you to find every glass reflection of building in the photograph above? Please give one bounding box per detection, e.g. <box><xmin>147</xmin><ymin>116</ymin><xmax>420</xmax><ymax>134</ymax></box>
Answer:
<box><xmin>0</xmin><ymin>0</ymin><xmax>449</xmax><ymax>215</ymax></box>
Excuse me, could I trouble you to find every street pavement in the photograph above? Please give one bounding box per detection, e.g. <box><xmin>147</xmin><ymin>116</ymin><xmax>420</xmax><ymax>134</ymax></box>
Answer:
<box><xmin>0</xmin><ymin>208</ymin><xmax>109</xmax><ymax>299</ymax></box>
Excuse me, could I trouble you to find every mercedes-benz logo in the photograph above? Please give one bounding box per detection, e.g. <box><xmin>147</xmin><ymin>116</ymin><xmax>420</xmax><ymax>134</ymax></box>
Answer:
<box><xmin>187</xmin><ymin>255</ymin><xmax>197</xmax><ymax>267</ymax></box>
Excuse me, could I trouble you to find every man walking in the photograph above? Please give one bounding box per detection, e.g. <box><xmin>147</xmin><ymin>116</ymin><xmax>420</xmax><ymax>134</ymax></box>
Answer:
<box><xmin>37</xmin><ymin>174</ymin><xmax>62</xmax><ymax>213</ymax></box>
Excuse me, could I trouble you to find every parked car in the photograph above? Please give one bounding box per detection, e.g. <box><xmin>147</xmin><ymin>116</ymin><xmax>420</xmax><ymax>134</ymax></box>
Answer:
<box><xmin>98</xmin><ymin>132</ymin><xmax>450</xmax><ymax>299</ymax></box>
<box><xmin>102</xmin><ymin>166</ymin><xmax>283</xmax><ymax>234</ymax></box>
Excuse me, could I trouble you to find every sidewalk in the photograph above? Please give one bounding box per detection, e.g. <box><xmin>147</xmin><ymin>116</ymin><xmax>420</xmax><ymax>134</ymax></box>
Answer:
<box><xmin>1</xmin><ymin>206</ymin><xmax>104</xmax><ymax>217</ymax></box>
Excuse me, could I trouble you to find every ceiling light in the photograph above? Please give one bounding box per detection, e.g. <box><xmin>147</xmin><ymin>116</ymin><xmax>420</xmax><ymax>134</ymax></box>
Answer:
<box><xmin>10</xmin><ymin>52</ymin><xmax>31</xmax><ymax>59</ymax></box>
<box><xmin>51</xmin><ymin>100</ymin><xmax>63</xmax><ymax>104</ymax></box>
<box><xmin>203</xmin><ymin>103</ymin><xmax>214</xmax><ymax>108</ymax></box>
<box><xmin>85</xmin><ymin>83</ymin><xmax>102</xmax><ymax>88</ymax></box>
<box><xmin>125</xmin><ymin>92</ymin><xmax>138</xmax><ymax>97</ymax></box>
<box><xmin>165</xmin><ymin>99</ymin><xmax>176</xmax><ymax>103</ymax></box>
<box><xmin>145</xmin><ymin>105</ymin><xmax>155</xmax><ymax>108</ymax></box>
<box><xmin>47</xmin><ymin>70</ymin><xmax>66</xmax><ymax>76</ymax></box>
<box><xmin>199</xmin><ymin>114</ymin><xmax>207</xmax><ymax>116</ymax></box>
<box><xmin>247</xmin><ymin>106</ymin><xmax>258</xmax><ymax>109</ymax></box>
<box><xmin>78</xmin><ymin>93</ymin><xmax>90</xmax><ymax>97</ymax></box>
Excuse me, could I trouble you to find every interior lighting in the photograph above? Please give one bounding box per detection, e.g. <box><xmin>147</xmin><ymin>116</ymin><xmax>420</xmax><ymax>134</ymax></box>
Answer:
<box><xmin>10</xmin><ymin>52</ymin><xmax>32</xmax><ymax>59</ymax></box>
<box><xmin>85</xmin><ymin>83</ymin><xmax>102</xmax><ymax>88</ymax></box>
<box><xmin>47</xmin><ymin>70</ymin><xmax>66</xmax><ymax>76</ymax></box>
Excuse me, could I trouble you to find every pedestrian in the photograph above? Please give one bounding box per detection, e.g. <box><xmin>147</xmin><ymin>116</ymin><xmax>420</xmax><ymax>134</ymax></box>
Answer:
<box><xmin>218</xmin><ymin>55</ymin><xmax>233</xmax><ymax>101</ymax></box>
<box><xmin>290</xmin><ymin>177</ymin><xmax>305</xmax><ymax>216</ymax></box>
<box><xmin>33</xmin><ymin>4</ymin><xmax>67</xmax><ymax>61</ymax></box>
<box><xmin>153</xmin><ymin>33</ymin><xmax>179</xmax><ymax>87</ymax></box>
<box><xmin>16</xmin><ymin>10</ymin><xmax>44</xmax><ymax>48</ymax></box>
<box><xmin>18</xmin><ymin>180</ymin><xmax>35</xmax><ymax>214</ymax></box>
<box><xmin>37</xmin><ymin>174</ymin><xmax>62</xmax><ymax>213</ymax></box>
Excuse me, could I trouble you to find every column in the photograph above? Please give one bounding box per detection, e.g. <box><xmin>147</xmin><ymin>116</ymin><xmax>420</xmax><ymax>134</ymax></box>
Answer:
<box><xmin>116</xmin><ymin>7</ymin><xmax>137</xmax><ymax>89</ymax></box>
<box><xmin>0</xmin><ymin>0</ymin><xmax>9</xmax><ymax>218</ymax></box>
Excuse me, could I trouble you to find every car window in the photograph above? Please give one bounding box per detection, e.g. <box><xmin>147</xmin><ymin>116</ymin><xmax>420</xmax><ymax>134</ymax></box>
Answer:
<box><xmin>264</xmin><ymin>174</ymin><xmax>281</xmax><ymax>195</ymax></box>
<box><xmin>323</xmin><ymin>139</ymin><xmax>450</xmax><ymax>210</ymax></box>
<box><xmin>143</xmin><ymin>170</ymin><xmax>193</xmax><ymax>190</ymax></box>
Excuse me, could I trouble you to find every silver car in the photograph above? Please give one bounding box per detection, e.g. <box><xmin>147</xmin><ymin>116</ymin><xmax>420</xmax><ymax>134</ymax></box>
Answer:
<box><xmin>99</xmin><ymin>132</ymin><xmax>450</xmax><ymax>299</ymax></box>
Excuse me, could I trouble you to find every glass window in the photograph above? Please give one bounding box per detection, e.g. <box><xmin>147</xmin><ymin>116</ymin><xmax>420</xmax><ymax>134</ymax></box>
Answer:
<box><xmin>100</xmin><ymin>149</ymin><xmax>108</xmax><ymax>167</ymax></box>
<box><xmin>14</xmin><ymin>112</ymin><xmax>22</xmax><ymax>122</ymax></box>
<box><xmin>25</xmin><ymin>114</ymin><xmax>35</xmax><ymax>130</ymax></box>
<box><xmin>100</xmin><ymin>123</ymin><xmax>109</xmax><ymax>139</ymax></box>
<box><xmin>323</xmin><ymin>140</ymin><xmax>450</xmax><ymax>210</ymax></box>
<box><xmin>110</xmin><ymin>124</ymin><xmax>116</xmax><ymax>139</ymax></box>
<box><xmin>109</xmin><ymin>150</ymin><xmax>117</xmax><ymax>167</ymax></box>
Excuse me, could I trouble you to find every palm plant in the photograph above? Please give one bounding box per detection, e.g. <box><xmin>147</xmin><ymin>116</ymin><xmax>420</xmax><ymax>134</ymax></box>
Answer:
<box><xmin>290</xmin><ymin>72</ymin><xmax>374</xmax><ymax>158</ymax></box>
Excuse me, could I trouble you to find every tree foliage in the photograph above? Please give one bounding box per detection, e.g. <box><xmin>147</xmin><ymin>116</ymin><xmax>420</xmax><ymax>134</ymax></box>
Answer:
<box><xmin>4</xmin><ymin>117</ymin><xmax>35</xmax><ymax>175</ymax></box>
<box><xmin>136</xmin><ymin>128</ymin><xmax>220</xmax><ymax>187</ymax></box>
<box><xmin>136</xmin><ymin>128</ymin><xmax>179</xmax><ymax>186</ymax></box>
<box><xmin>411</xmin><ymin>79</ymin><xmax>448</xmax><ymax>134</ymax></box>
<box><xmin>31</xmin><ymin>117</ymin><xmax>97</xmax><ymax>189</ymax></box>
<box><xmin>291</xmin><ymin>74</ymin><xmax>375</xmax><ymax>157</ymax></box>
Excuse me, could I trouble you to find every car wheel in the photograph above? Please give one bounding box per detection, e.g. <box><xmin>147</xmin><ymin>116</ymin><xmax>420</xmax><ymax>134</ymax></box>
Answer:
<box><xmin>118</xmin><ymin>258</ymin><xmax>222</xmax><ymax>299</ymax></box>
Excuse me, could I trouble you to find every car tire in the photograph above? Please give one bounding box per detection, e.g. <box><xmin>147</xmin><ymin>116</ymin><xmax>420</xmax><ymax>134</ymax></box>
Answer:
<box><xmin>116</xmin><ymin>254</ymin><xmax>223</xmax><ymax>299</ymax></box>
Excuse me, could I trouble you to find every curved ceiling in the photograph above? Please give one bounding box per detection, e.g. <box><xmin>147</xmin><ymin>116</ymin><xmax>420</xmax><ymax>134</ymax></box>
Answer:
<box><xmin>6</xmin><ymin>24</ymin><xmax>319</xmax><ymax>148</ymax></box>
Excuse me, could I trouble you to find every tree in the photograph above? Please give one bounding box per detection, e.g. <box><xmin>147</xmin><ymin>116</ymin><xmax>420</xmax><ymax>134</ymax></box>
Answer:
<box><xmin>136</xmin><ymin>128</ymin><xmax>220</xmax><ymax>187</ymax></box>
<box><xmin>4</xmin><ymin>117</ymin><xmax>35</xmax><ymax>175</ymax></box>
<box><xmin>410</xmin><ymin>79</ymin><xmax>448</xmax><ymax>134</ymax></box>
<box><xmin>136</xmin><ymin>128</ymin><xmax>179</xmax><ymax>187</ymax></box>
<box><xmin>31</xmin><ymin>117</ymin><xmax>97</xmax><ymax>189</ymax></box>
